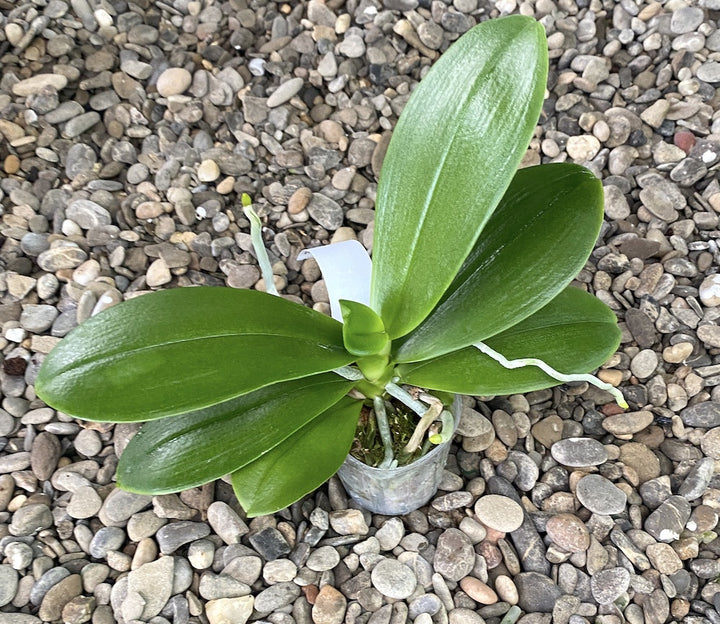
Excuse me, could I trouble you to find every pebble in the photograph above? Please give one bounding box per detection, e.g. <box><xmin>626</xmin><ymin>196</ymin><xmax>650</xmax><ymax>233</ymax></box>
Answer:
<box><xmin>301</xmin><ymin>546</ymin><xmax>336</xmax><ymax>572</ymax></box>
<box><xmin>618</xmin><ymin>443</ymin><xmax>661</xmax><ymax>483</ymax></box>
<box><xmin>473</xmin><ymin>495</ymin><xmax>524</xmax><ymax>532</ymax></box>
<box><xmin>677</xmin><ymin>457</ymin><xmax>714</xmax><ymax>500</ymax></box>
<box><xmin>308</xmin><ymin>193</ymin><xmax>344</xmax><ymax>230</ymax></box>
<box><xmin>248</xmin><ymin>527</ymin><xmax>292</xmax><ymax>560</ymax></box>
<box><xmin>9</xmin><ymin>503</ymin><xmax>54</xmax><ymax>536</ymax></box>
<box><xmin>590</xmin><ymin>567</ymin><xmax>630</xmax><ymax>604</ymax></box>
<box><xmin>371</xmin><ymin>559</ymin><xmax>417</xmax><ymax>599</ymax></box>
<box><xmin>126</xmin><ymin>557</ymin><xmax>174</xmax><ymax>620</ymax></box>
<box><xmin>38</xmin><ymin>574</ymin><xmax>81</xmax><ymax>621</ymax></box>
<box><xmin>156</xmin><ymin>521</ymin><xmax>211</xmax><ymax>554</ymax></box>
<box><xmin>575</xmin><ymin>474</ymin><xmax>627</xmax><ymax>515</ymax></box>
<box><xmin>263</xmin><ymin>559</ymin><xmax>296</xmax><ymax>583</ymax></box>
<box><xmin>30</xmin><ymin>432</ymin><xmax>61</xmax><ymax>480</ymax></box>
<box><xmin>514</xmin><ymin>572</ymin><xmax>562</xmax><ymax>613</ymax></box>
<box><xmin>566</xmin><ymin>135</ymin><xmax>600</xmax><ymax>161</ymax></box>
<box><xmin>198</xmin><ymin>159</ymin><xmax>221</xmax><ymax>182</ymax></box>
<box><xmin>0</xmin><ymin>566</ymin><xmax>18</xmax><ymax>607</ymax></box>
<box><xmin>630</xmin><ymin>349</ymin><xmax>658</xmax><ymax>379</ymax></box>
<box><xmin>602</xmin><ymin>411</ymin><xmax>653</xmax><ymax>436</ymax></box>
<box><xmin>329</xmin><ymin>510</ymin><xmax>368</xmax><ymax>535</ymax></box>
<box><xmin>545</xmin><ymin>513</ymin><xmax>590</xmax><ymax>552</ymax></box>
<box><xmin>156</xmin><ymin>68</ymin><xmax>192</xmax><ymax>97</ymax></box>
<box><xmin>645</xmin><ymin>496</ymin><xmax>691</xmax><ymax>542</ymax></box>
<box><xmin>267</xmin><ymin>77</ymin><xmax>304</xmax><ymax>107</ymax></box>
<box><xmin>375</xmin><ymin>517</ymin><xmax>404</xmax><ymax>551</ymax></box>
<box><xmin>67</xmin><ymin>486</ymin><xmax>103</xmax><ymax>519</ymax></box>
<box><xmin>90</xmin><ymin>526</ymin><xmax>126</xmax><ymax>558</ymax></box>
<box><xmin>433</xmin><ymin>528</ymin><xmax>475</xmax><ymax>582</ymax></box>
<box><xmin>680</xmin><ymin>402</ymin><xmax>720</xmax><ymax>428</ymax></box>
<box><xmin>551</xmin><ymin>438</ymin><xmax>608</xmax><ymax>467</ymax></box>
<box><xmin>12</xmin><ymin>74</ymin><xmax>68</xmax><ymax>96</ymax></box>
<box><xmin>699</xmin><ymin>274</ymin><xmax>720</xmax><ymax>307</ymax></box>
<box><xmin>207</xmin><ymin>502</ymin><xmax>248</xmax><ymax>544</ymax></box>
<box><xmin>312</xmin><ymin>585</ymin><xmax>347</xmax><ymax>624</ymax></box>
<box><xmin>205</xmin><ymin>597</ymin><xmax>254</xmax><ymax>624</ymax></box>
<box><xmin>253</xmin><ymin>582</ymin><xmax>301</xmax><ymax>613</ymax></box>
<box><xmin>646</xmin><ymin>543</ymin><xmax>683</xmax><ymax>574</ymax></box>
<box><xmin>459</xmin><ymin>577</ymin><xmax>497</xmax><ymax>604</ymax></box>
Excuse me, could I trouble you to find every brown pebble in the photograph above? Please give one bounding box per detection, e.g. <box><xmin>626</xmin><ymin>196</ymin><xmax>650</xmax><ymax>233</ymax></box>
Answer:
<box><xmin>31</xmin><ymin>432</ymin><xmax>62</xmax><ymax>481</ymax></box>
<box><xmin>673</xmin><ymin>130</ymin><xmax>696</xmax><ymax>153</ymax></box>
<box><xmin>312</xmin><ymin>585</ymin><xmax>346</xmax><ymax>624</ymax></box>
<box><xmin>477</xmin><ymin>540</ymin><xmax>502</xmax><ymax>568</ymax></box>
<box><xmin>288</xmin><ymin>187</ymin><xmax>312</xmax><ymax>214</ymax></box>
<box><xmin>4</xmin><ymin>154</ymin><xmax>20</xmax><ymax>174</ymax></box>
<box><xmin>459</xmin><ymin>577</ymin><xmax>498</xmax><ymax>605</ymax></box>
<box><xmin>601</xmin><ymin>402</ymin><xmax>627</xmax><ymax>416</ymax></box>
<box><xmin>688</xmin><ymin>505</ymin><xmax>719</xmax><ymax>533</ymax></box>
<box><xmin>302</xmin><ymin>584</ymin><xmax>319</xmax><ymax>605</ymax></box>
<box><xmin>39</xmin><ymin>574</ymin><xmax>82</xmax><ymax>621</ymax></box>
<box><xmin>545</xmin><ymin>513</ymin><xmax>590</xmax><ymax>552</ymax></box>
<box><xmin>671</xmin><ymin>598</ymin><xmax>690</xmax><ymax>619</ymax></box>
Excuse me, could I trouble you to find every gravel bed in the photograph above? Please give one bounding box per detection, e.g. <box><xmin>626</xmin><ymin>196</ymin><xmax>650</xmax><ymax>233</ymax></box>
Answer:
<box><xmin>1</xmin><ymin>1</ymin><xmax>720</xmax><ymax>623</ymax></box>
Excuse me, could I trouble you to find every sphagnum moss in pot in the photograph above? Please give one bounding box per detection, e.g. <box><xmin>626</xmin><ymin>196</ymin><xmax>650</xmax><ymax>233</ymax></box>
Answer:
<box><xmin>34</xmin><ymin>15</ymin><xmax>627</xmax><ymax>517</ymax></box>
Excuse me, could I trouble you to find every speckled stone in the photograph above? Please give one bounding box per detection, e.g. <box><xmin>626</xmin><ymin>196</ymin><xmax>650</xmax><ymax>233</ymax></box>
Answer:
<box><xmin>551</xmin><ymin>438</ymin><xmax>608</xmax><ymax>467</ymax></box>
<box><xmin>590</xmin><ymin>567</ymin><xmax>630</xmax><ymax>604</ymax></box>
<box><xmin>545</xmin><ymin>514</ymin><xmax>590</xmax><ymax>552</ymax></box>
<box><xmin>433</xmin><ymin>528</ymin><xmax>475</xmax><ymax>582</ymax></box>
<box><xmin>371</xmin><ymin>559</ymin><xmax>417</xmax><ymax>599</ymax></box>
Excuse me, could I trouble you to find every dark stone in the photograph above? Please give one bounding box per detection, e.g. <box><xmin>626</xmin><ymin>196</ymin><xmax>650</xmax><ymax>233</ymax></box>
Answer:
<box><xmin>248</xmin><ymin>527</ymin><xmax>291</xmax><ymax>561</ymax></box>
<box><xmin>625</xmin><ymin>308</ymin><xmax>656</xmax><ymax>348</ymax></box>
<box><xmin>680</xmin><ymin>402</ymin><xmax>720</xmax><ymax>428</ymax></box>
<box><xmin>515</xmin><ymin>572</ymin><xmax>562</xmax><ymax>613</ymax></box>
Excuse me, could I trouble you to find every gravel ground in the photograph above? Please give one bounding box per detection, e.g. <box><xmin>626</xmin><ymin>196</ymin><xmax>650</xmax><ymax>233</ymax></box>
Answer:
<box><xmin>1</xmin><ymin>1</ymin><xmax>720</xmax><ymax>623</ymax></box>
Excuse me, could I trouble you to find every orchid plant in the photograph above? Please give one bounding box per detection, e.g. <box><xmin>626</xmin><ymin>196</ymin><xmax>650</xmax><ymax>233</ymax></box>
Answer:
<box><xmin>35</xmin><ymin>16</ymin><xmax>624</xmax><ymax>516</ymax></box>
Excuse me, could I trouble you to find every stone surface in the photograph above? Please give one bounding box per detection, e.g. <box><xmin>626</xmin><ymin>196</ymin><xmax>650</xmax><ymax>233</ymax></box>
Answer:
<box><xmin>433</xmin><ymin>529</ymin><xmax>475</xmax><ymax>582</ymax></box>
<box><xmin>473</xmin><ymin>495</ymin><xmax>524</xmax><ymax>532</ymax></box>
<box><xmin>371</xmin><ymin>559</ymin><xmax>417</xmax><ymax>599</ymax></box>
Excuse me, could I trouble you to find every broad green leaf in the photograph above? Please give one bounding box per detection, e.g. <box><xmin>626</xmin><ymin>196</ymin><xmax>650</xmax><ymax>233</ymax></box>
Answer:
<box><xmin>116</xmin><ymin>374</ymin><xmax>355</xmax><ymax>494</ymax></box>
<box><xmin>35</xmin><ymin>287</ymin><xmax>353</xmax><ymax>421</ymax></box>
<box><xmin>340</xmin><ymin>299</ymin><xmax>390</xmax><ymax>357</ymax></box>
<box><xmin>232</xmin><ymin>397</ymin><xmax>362</xmax><ymax>516</ymax></box>
<box><xmin>395</xmin><ymin>164</ymin><xmax>603</xmax><ymax>362</ymax></box>
<box><xmin>371</xmin><ymin>16</ymin><xmax>548</xmax><ymax>340</ymax></box>
<box><xmin>397</xmin><ymin>287</ymin><xmax>620</xmax><ymax>396</ymax></box>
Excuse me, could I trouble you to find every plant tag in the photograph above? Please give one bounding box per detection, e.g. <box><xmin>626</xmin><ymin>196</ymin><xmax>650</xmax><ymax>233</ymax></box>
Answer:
<box><xmin>298</xmin><ymin>240</ymin><xmax>372</xmax><ymax>321</ymax></box>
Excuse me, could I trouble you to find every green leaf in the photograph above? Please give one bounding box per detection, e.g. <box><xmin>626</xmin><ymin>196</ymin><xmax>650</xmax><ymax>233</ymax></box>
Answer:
<box><xmin>340</xmin><ymin>299</ymin><xmax>390</xmax><ymax>357</ymax></box>
<box><xmin>371</xmin><ymin>15</ymin><xmax>548</xmax><ymax>340</ymax></box>
<box><xmin>35</xmin><ymin>287</ymin><xmax>353</xmax><ymax>421</ymax></box>
<box><xmin>116</xmin><ymin>374</ymin><xmax>355</xmax><ymax>494</ymax></box>
<box><xmin>397</xmin><ymin>287</ymin><xmax>620</xmax><ymax>395</ymax></box>
<box><xmin>395</xmin><ymin>163</ymin><xmax>603</xmax><ymax>362</ymax></box>
<box><xmin>231</xmin><ymin>396</ymin><xmax>362</xmax><ymax>516</ymax></box>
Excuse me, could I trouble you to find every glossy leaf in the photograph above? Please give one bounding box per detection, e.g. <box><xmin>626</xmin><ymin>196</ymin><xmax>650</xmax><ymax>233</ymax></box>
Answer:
<box><xmin>371</xmin><ymin>16</ymin><xmax>548</xmax><ymax>339</ymax></box>
<box><xmin>397</xmin><ymin>287</ymin><xmax>620</xmax><ymax>395</ymax></box>
<box><xmin>395</xmin><ymin>163</ymin><xmax>604</xmax><ymax>362</ymax></box>
<box><xmin>116</xmin><ymin>374</ymin><xmax>355</xmax><ymax>494</ymax></box>
<box><xmin>35</xmin><ymin>287</ymin><xmax>353</xmax><ymax>422</ymax></box>
<box><xmin>340</xmin><ymin>299</ymin><xmax>390</xmax><ymax>357</ymax></box>
<box><xmin>231</xmin><ymin>397</ymin><xmax>362</xmax><ymax>516</ymax></box>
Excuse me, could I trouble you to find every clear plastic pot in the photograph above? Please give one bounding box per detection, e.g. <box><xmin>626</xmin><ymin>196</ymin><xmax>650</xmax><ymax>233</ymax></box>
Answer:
<box><xmin>336</xmin><ymin>395</ymin><xmax>461</xmax><ymax>515</ymax></box>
